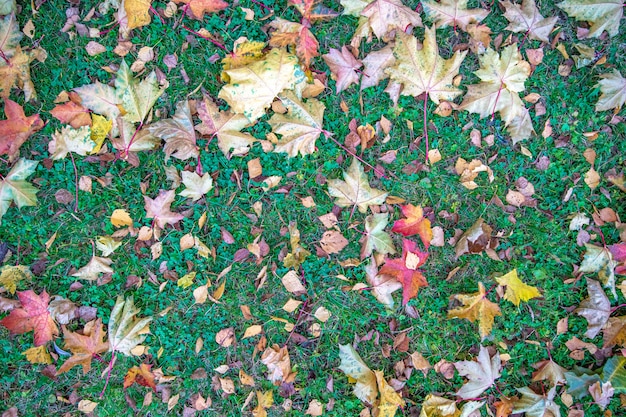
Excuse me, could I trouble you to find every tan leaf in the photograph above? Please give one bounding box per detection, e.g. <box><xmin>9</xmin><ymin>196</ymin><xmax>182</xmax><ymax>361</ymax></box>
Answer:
<box><xmin>422</xmin><ymin>0</ymin><xmax>489</xmax><ymax>31</ymax></box>
<box><xmin>594</xmin><ymin>70</ymin><xmax>626</xmax><ymax>111</ymax></box>
<box><xmin>557</xmin><ymin>0</ymin><xmax>623</xmax><ymax>38</ymax></box>
<box><xmin>320</xmin><ymin>230</ymin><xmax>349</xmax><ymax>254</ymax></box>
<box><xmin>261</xmin><ymin>344</ymin><xmax>295</xmax><ymax>384</ymax></box>
<box><xmin>148</xmin><ymin>100</ymin><xmax>198</xmax><ymax>161</ymax></box>
<box><xmin>327</xmin><ymin>158</ymin><xmax>388</xmax><ymax>213</ymax></box>
<box><xmin>501</xmin><ymin>0</ymin><xmax>558</xmax><ymax>43</ymax></box>
<box><xmin>72</xmin><ymin>256</ymin><xmax>113</xmax><ymax>281</ymax></box>
<box><xmin>361</xmin><ymin>46</ymin><xmax>395</xmax><ymax>90</ymax></box>
<box><xmin>575</xmin><ymin>278</ymin><xmax>610</xmax><ymax>339</ymax></box>
<box><xmin>454</xmin><ymin>345</ymin><xmax>502</xmax><ymax>399</ymax></box>
<box><xmin>323</xmin><ymin>46</ymin><xmax>362</xmax><ymax>93</ymax></box>
<box><xmin>361</xmin><ymin>0</ymin><xmax>423</xmax><ymax>40</ymax></box>
<box><xmin>338</xmin><ymin>344</ymin><xmax>377</xmax><ymax>404</ymax></box>
<box><xmin>178</xmin><ymin>171</ymin><xmax>213</xmax><ymax>202</ymax></box>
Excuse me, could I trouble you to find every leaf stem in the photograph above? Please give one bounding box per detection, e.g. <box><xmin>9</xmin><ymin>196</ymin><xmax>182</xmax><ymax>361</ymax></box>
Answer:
<box><xmin>181</xmin><ymin>25</ymin><xmax>228</xmax><ymax>52</ymax></box>
<box><xmin>69</xmin><ymin>152</ymin><xmax>79</xmax><ymax>212</ymax></box>
<box><xmin>100</xmin><ymin>351</ymin><xmax>117</xmax><ymax>398</ymax></box>
<box><xmin>423</xmin><ymin>96</ymin><xmax>429</xmax><ymax>163</ymax></box>
<box><xmin>326</xmin><ymin>134</ymin><xmax>397</xmax><ymax>180</ymax></box>
<box><xmin>611</xmin><ymin>303</ymin><xmax>626</xmax><ymax>314</ymax></box>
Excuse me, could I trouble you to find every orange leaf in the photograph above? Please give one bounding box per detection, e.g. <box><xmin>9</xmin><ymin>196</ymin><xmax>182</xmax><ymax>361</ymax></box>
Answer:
<box><xmin>448</xmin><ymin>282</ymin><xmax>501</xmax><ymax>340</ymax></box>
<box><xmin>0</xmin><ymin>290</ymin><xmax>58</xmax><ymax>346</ymax></box>
<box><xmin>0</xmin><ymin>98</ymin><xmax>44</xmax><ymax>159</ymax></box>
<box><xmin>391</xmin><ymin>204</ymin><xmax>433</xmax><ymax>247</ymax></box>
<box><xmin>124</xmin><ymin>363</ymin><xmax>156</xmax><ymax>390</ymax></box>
<box><xmin>57</xmin><ymin>318</ymin><xmax>109</xmax><ymax>374</ymax></box>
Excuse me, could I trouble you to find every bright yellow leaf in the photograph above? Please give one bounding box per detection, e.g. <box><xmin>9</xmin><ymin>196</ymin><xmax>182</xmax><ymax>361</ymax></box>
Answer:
<box><xmin>495</xmin><ymin>269</ymin><xmax>541</xmax><ymax>306</ymax></box>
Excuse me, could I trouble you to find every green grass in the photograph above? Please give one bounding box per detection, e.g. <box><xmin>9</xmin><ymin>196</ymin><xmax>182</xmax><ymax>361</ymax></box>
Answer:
<box><xmin>1</xmin><ymin>0</ymin><xmax>625</xmax><ymax>415</ymax></box>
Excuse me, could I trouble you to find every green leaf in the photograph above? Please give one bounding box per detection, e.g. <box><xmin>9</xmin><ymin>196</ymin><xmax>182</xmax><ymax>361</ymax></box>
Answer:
<box><xmin>116</xmin><ymin>60</ymin><xmax>165</xmax><ymax>123</ymax></box>
<box><xmin>0</xmin><ymin>158</ymin><xmax>38</xmax><ymax>224</ymax></box>
<box><xmin>601</xmin><ymin>356</ymin><xmax>626</xmax><ymax>393</ymax></box>
<box><xmin>360</xmin><ymin>213</ymin><xmax>395</xmax><ymax>259</ymax></box>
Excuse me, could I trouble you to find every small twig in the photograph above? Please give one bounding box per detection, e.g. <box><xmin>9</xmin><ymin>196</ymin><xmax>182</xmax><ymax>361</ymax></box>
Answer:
<box><xmin>250</xmin><ymin>0</ymin><xmax>272</xmax><ymax>12</ymax></box>
<box><xmin>326</xmin><ymin>134</ymin><xmax>398</xmax><ymax>180</ymax></box>
<box><xmin>100</xmin><ymin>352</ymin><xmax>117</xmax><ymax>398</ymax></box>
<box><xmin>69</xmin><ymin>152</ymin><xmax>79</xmax><ymax>212</ymax></box>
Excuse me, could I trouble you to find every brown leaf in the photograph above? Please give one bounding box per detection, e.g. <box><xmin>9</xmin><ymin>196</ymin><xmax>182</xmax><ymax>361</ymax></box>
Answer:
<box><xmin>58</xmin><ymin>319</ymin><xmax>109</xmax><ymax>374</ymax></box>
<box><xmin>0</xmin><ymin>98</ymin><xmax>44</xmax><ymax>160</ymax></box>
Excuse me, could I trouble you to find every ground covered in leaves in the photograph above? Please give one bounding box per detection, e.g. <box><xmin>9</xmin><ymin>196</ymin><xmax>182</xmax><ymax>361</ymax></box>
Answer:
<box><xmin>1</xmin><ymin>0</ymin><xmax>626</xmax><ymax>416</ymax></box>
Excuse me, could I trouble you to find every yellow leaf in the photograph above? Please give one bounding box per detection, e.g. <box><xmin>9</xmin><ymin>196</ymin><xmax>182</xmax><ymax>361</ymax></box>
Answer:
<box><xmin>375</xmin><ymin>370</ymin><xmax>404</xmax><ymax>417</ymax></box>
<box><xmin>178</xmin><ymin>272</ymin><xmax>196</xmax><ymax>289</ymax></box>
<box><xmin>243</xmin><ymin>324</ymin><xmax>263</xmax><ymax>339</ymax></box>
<box><xmin>419</xmin><ymin>394</ymin><xmax>460</xmax><ymax>417</ymax></box>
<box><xmin>422</xmin><ymin>0</ymin><xmax>489</xmax><ymax>31</ymax></box>
<box><xmin>212</xmin><ymin>280</ymin><xmax>226</xmax><ymax>300</ymax></box>
<box><xmin>0</xmin><ymin>265</ymin><xmax>31</xmax><ymax>294</ymax></box>
<box><xmin>89</xmin><ymin>114</ymin><xmax>112</xmax><ymax>154</ymax></box>
<box><xmin>111</xmin><ymin>209</ymin><xmax>133</xmax><ymax>227</ymax></box>
<box><xmin>557</xmin><ymin>0</ymin><xmax>623</xmax><ymax>38</ymax></box>
<box><xmin>252</xmin><ymin>390</ymin><xmax>273</xmax><ymax>417</ymax></box>
<box><xmin>96</xmin><ymin>236</ymin><xmax>122</xmax><ymax>257</ymax></box>
<box><xmin>447</xmin><ymin>282</ymin><xmax>501</xmax><ymax>340</ymax></box>
<box><xmin>495</xmin><ymin>269</ymin><xmax>541</xmax><ymax>306</ymax></box>
<box><xmin>22</xmin><ymin>345</ymin><xmax>52</xmax><ymax>364</ymax></box>
<box><xmin>124</xmin><ymin>0</ymin><xmax>152</xmax><ymax>30</ymax></box>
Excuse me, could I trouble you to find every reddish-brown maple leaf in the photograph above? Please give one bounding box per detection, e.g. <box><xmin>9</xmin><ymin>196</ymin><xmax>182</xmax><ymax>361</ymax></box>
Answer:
<box><xmin>0</xmin><ymin>290</ymin><xmax>58</xmax><ymax>346</ymax></box>
<box><xmin>144</xmin><ymin>190</ymin><xmax>184</xmax><ymax>229</ymax></box>
<box><xmin>610</xmin><ymin>243</ymin><xmax>626</xmax><ymax>275</ymax></box>
<box><xmin>57</xmin><ymin>318</ymin><xmax>109</xmax><ymax>374</ymax></box>
<box><xmin>174</xmin><ymin>0</ymin><xmax>228</xmax><ymax>20</ymax></box>
<box><xmin>123</xmin><ymin>363</ymin><xmax>156</xmax><ymax>390</ymax></box>
<box><xmin>322</xmin><ymin>46</ymin><xmax>363</xmax><ymax>93</ymax></box>
<box><xmin>269</xmin><ymin>18</ymin><xmax>320</xmax><ymax>68</ymax></box>
<box><xmin>391</xmin><ymin>204</ymin><xmax>433</xmax><ymax>248</ymax></box>
<box><xmin>50</xmin><ymin>101</ymin><xmax>91</xmax><ymax>129</ymax></box>
<box><xmin>379</xmin><ymin>239</ymin><xmax>428</xmax><ymax>305</ymax></box>
<box><xmin>289</xmin><ymin>0</ymin><xmax>339</xmax><ymax>21</ymax></box>
<box><xmin>0</xmin><ymin>98</ymin><xmax>44</xmax><ymax>160</ymax></box>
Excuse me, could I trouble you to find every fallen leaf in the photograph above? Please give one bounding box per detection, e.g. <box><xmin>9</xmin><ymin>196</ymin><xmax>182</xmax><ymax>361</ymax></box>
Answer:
<box><xmin>422</xmin><ymin>0</ymin><xmax>489</xmax><ymax>31</ymax></box>
<box><xmin>58</xmin><ymin>318</ymin><xmax>109</xmax><ymax>374</ymax></box>
<box><xmin>379</xmin><ymin>239</ymin><xmax>428</xmax><ymax>305</ymax></box>
<box><xmin>327</xmin><ymin>158</ymin><xmax>388</xmax><ymax>213</ymax></box>
<box><xmin>108</xmin><ymin>295</ymin><xmax>153</xmax><ymax>356</ymax></box>
<box><xmin>338</xmin><ymin>344</ymin><xmax>377</xmax><ymax>404</ymax></box>
<box><xmin>557</xmin><ymin>0</ymin><xmax>623</xmax><ymax>38</ymax></box>
<box><xmin>124</xmin><ymin>363</ymin><xmax>156</xmax><ymax>390</ymax></box>
<box><xmin>448</xmin><ymin>282</ymin><xmax>502</xmax><ymax>340</ymax></box>
<box><xmin>454</xmin><ymin>345</ymin><xmax>502</xmax><ymax>399</ymax></box>
<box><xmin>0</xmin><ymin>290</ymin><xmax>58</xmax><ymax>346</ymax></box>
<box><xmin>575</xmin><ymin>278</ymin><xmax>611</xmax><ymax>339</ymax></box>
<box><xmin>495</xmin><ymin>269</ymin><xmax>541</xmax><ymax>306</ymax></box>
<box><xmin>323</xmin><ymin>46</ymin><xmax>363</xmax><ymax>93</ymax></box>
<box><xmin>0</xmin><ymin>98</ymin><xmax>44</xmax><ymax>160</ymax></box>
<box><xmin>501</xmin><ymin>0</ymin><xmax>558</xmax><ymax>42</ymax></box>
<box><xmin>391</xmin><ymin>204</ymin><xmax>433</xmax><ymax>247</ymax></box>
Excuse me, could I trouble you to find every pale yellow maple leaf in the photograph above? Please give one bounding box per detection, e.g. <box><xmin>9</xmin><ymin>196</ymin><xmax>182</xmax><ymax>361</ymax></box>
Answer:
<box><xmin>495</xmin><ymin>269</ymin><xmax>541</xmax><ymax>306</ymax></box>
<box><xmin>178</xmin><ymin>171</ymin><xmax>213</xmax><ymax>202</ymax></box>
<box><xmin>327</xmin><ymin>158</ymin><xmax>388</xmax><ymax>213</ymax></box>
<box><xmin>74</xmin><ymin>82</ymin><xmax>122</xmax><ymax>121</ymax></box>
<box><xmin>48</xmin><ymin>126</ymin><xmax>95</xmax><ymax>160</ymax></box>
<box><xmin>269</xmin><ymin>92</ymin><xmax>326</xmax><ymax>157</ymax></box>
<box><xmin>108</xmin><ymin>295</ymin><xmax>153</xmax><ymax>356</ymax></box>
<box><xmin>386</xmin><ymin>27</ymin><xmax>467</xmax><ymax>104</ymax></box>
<box><xmin>419</xmin><ymin>394</ymin><xmax>460</xmax><ymax>417</ymax></box>
<box><xmin>595</xmin><ymin>69</ymin><xmax>626</xmax><ymax>111</ymax></box>
<box><xmin>148</xmin><ymin>100</ymin><xmax>198</xmax><ymax>161</ymax></box>
<box><xmin>447</xmin><ymin>282</ymin><xmax>502</xmax><ymax>340</ymax></box>
<box><xmin>454</xmin><ymin>345</ymin><xmax>502</xmax><ymax>399</ymax></box>
<box><xmin>0</xmin><ymin>158</ymin><xmax>38</xmax><ymax>224</ymax></box>
<box><xmin>422</xmin><ymin>0</ymin><xmax>489</xmax><ymax>31</ymax></box>
<box><xmin>340</xmin><ymin>0</ymin><xmax>373</xmax><ymax>16</ymax></box>
<box><xmin>116</xmin><ymin>60</ymin><xmax>164</xmax><ymax>123</ymax></box>
<box><xmin>195</xmin><ymin>95</ymin><xmax>256</xmax><ymax>155</ymax></box>
<box><xmin>338</xmin><ymin>344</ymin><xmax>378</xmax><ymax>404</ymax></box>
<box><xmin>124</xmin><ymin>0</ymin><xmax>152</xmax><ymax>29</ymax></box>
<box><xmin>0</xmin><ymin>13</ymin><xmax>23</xmax><ymax>59</ymax></box>
<box><xmin>0</xmin><ymin>46</ymin><xmax>46</xmax><ymax>102</ymax></box>
<box><xmin>218</xmin><ymin>48</ymin><xmax>307</xmax><ymax>122</ymax></box>
<box><xmin>375</xmin><ymin>370</ymin><xmax>405</xmax><ymax>417</ymax></box>
<box><xmin>72</xmin><ymin>256</ymin><xmax>113</xmax><ymax>281</ymax></box>
<box><xmin>361</xmin><ymin>0</ymin><xmax>423</xmax><ymax>40</ymax></box>
<box><xmin>96</xmin><ymin>236</ymin><xmax>123</xmax><ymax>257</ymax></box>
<box><xmin>557</xmin><ymin>0</ymin><xmax>624</xmax><ymax>38</ymax></box>
<box><xmin>501</xmin><ymin>0</ymin><xmax>558</xmax><ymax>43</ymax></box>
<box><xmin>221</xmin><ymin>38</ymin><xmax>266</xmax><ymax>81</ymax></box>
<box><xmin>579</xmin><ymin>244</ymin><xmax>617</xmax><ymax>298</ymax></box>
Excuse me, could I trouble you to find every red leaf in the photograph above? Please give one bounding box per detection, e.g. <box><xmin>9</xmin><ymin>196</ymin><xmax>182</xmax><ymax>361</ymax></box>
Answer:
<box><xmin>0</xmin><ymin>290</ymin><xmax>59</xmax><ymax>346</ymax></box>
<box><xmin>379</xmin><ymin>239</ymin><xmax>428</xmax><ymax>305</ymax></box>
<box><xmin>50</xmin><ymin>101</ymin><xmax>92</xmax><ymax>129</ymax></box>
<box><xmin>0</xmin><ymin>99</ymin><xmax>44</xmax><ymax>159</ymax></box>
<box><xmin>124</xmin><ymin>363</ymin><xmax>156</xmax><ymax>391</ymax></box>
<box><xmin>391</xmin><ymin>204</ymin><xmax>433</xmax><ymax>247</ymax></box>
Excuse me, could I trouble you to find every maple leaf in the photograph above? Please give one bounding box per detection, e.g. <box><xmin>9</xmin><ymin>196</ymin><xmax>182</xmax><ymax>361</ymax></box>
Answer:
<box><xmin>447</xmin><ymin>282</ymin><xmax>502</xmax><ymax>340</ymax></box>
<box><xmin>195</xmin><ymin>94</ymin><xmax>256</xmax><ymax>155</ymax></box>
<box><xmin>495</xmin><ymin>269</ymin><xmax>541</xmax><ymax>306</ymax></box>
<box><xmin>327</xmin><ymin>158</ymin><xmax>388</xmax><ymax>213</ymax></box>
<box><xmin>0</xmin><ymin>46</ymin><xmax>47</xmax><ymax>102</ymax></box>
<box><xmin>0</xmin><ymin>13</ymin><xmax>23</xmax><ymax>59</ymax></box>
<box><xmin>361</xmin><ymin>0</ymin><xmax>423</xmax><ymax>40</ymax></box>
<box><xmin>0</xmin><ymin>158</ymin><xmax>38</xmax><ymax>224</ymax></box>
<box><xmin>0</xmin><ymin>290</ymin><xmax>58</xmax><ymax>346</ymax></box>
<box><xmin>379</xmin><ymin>239</ymin><xmax>428</xmax><ymax>305</ymax></box>
<box><xmin>219</xmin><ymin>48</ymin><xmax>307</xmax><ymax>122</ymax></box>
<box><xmin>269</xmin><ymin>18</ymin><xmax>320</xmax><ymax>68</ymax></box>
<box><xmin>387</xmin><ymin>27</ymin><xmax>467</xmax><ymax>104</ymax></box>
<box><xmin>391</xmin><ymin>204</ymin><xmax>433</xmax><ymax>248</ymax></box>
<box><xmin>575</xmin><ymin>278</ymin><xmax>611</xmax><ymax>339</ymax></box>
<box><xmin>0</xmin><ymin>265</ymin><xmax>31</xmax><ymax>294</ymax></box>
<box><xmin>422</xmin><ymin>0</ymin><xmax>489</xmax><ymax>32</ymax></box>
<box><xmin>124</xmin><ymin>363</ymin><xmax>156</xmax><ymax>390</ymax></box>
<box><xmin>108</xmin><ymin>295</ymin><xmax>153</xmax><ymax>356</ymax></box>
<box><xmin>531</xmin><ymin>359</ymin><xmax>567</xmax><ymax>387</ymax></box>
<box><xmin>178</xmin><ymin>171</ymin><xmax>213</xmax><ymax>202</ymax></box>
<box><xmin>513</xmin><ymin>387</ymin><xmax>561</xmax><ymax>417</ymax></box>
<box><xmin>111</xmin><ymin>118</ymin><xmax>160</xmax><ymax>165</ymax></box>
<box><xmin>57</xmin><ymin>318</ymin><xmax>109</xmax><ymax>374</ymax></box>
<box><xmin>454</xmin><ymin>345</ymin><xmax>502</xmax><ymax>399</ymax></box>
<box><xmin>595</xmin><ymin>70</ymin><xmax>626</xmax><ymax>112</ymax></box>
<box><xmin>116</xmin><ymin>60</ymin><xmax>164</xmax><ymax>124</ymax></box>
<box><xmin>360</xmin><ymin>213</ymin><xmax>396</xmax><ymax>259</ymax></box>
<box><xmin>501</xmin><ymin>0</ymin><xmax>559</xmax><ymax>43</ymax></box>
<box><xmin>269</xmin><ymin>92</ymin><xmax>326</xmax><ymax>157</ymax></box>
<box><xmin>579</xmin><ymin>243</ymin><xmax>617</xmax><ymax>298</ymax></box>
<box><xmin>364</xmin><ymin>258</ymin><xmax>401</xmax><ymax>308</ymax></box>
<box><xmin>589</xmin><ymin>380</ymin><xmax>614</xmax><ymax>410</ymax></box>
<box><xmin>374</xmin><ymin>370</ymin><xmax>405</xmax><ymax>416</ymax></box>
<box><xmin>148</xmin><ymin>100</ymin><xmax>198</xmax><ymax>161</ymax></box>
<box><xmin>460</xmin><ymin>45</ymin><xmax>533</xmax><ymax>143</ymax></box>
<box><xmin>361</xmin><ymin>45</ymin><xmax>395</xmax><ymax>90</ymax></box>
<box><xmin>124</xmin><ymin>0</ymin><xmax>151</xmax><ymax>29</ymax></box>
<box><xmin>419</xmin><ymin>394</ymin><xmax>460</xmax><ymax>417</ymax></box>
<box><xmin>322</xmin><ymin>46</ymin><xmax>363</xmax><ymax>93</ymax></box>
<box><xmin>50</xmin><ymin>101</ymin><xmax>92</xmax><ymax>129</ymax></box>
<box><xmin>72</xmin><ymin>256</ymin><xmax>113</xmax><ymax>281</ymax></box>
<box><xmin>338</xmin><ymin>344</ymin><xmax>378</xmax><ymax>404</ymax></box>
<box><xmin>144</xmin><ymin>189</ymin><xmax>184</xmax><ymax>229</ymax></box>
<box><xmin>289</xmin><ymin>0</ymin><xmax>339</xmax><ymax>21</ymax></box>
<box><xmin>221</xmin><ymin>38</ymin><xmax>266</xmax><ymax>78</ymax></box>
<box><xmin>557</xmin><ymin>0</ymin><xmax>624</xmax><ymax>38</ymax></box>
<box><xmin>74</xmin><ymin>81</ymin><xmax>121</xmax><ymax>121</ymax></box>
<box><xmin>48</xmin><ymin>126</ymin><xmax>96</xmax><ymax>160</ymax></box>
<box><xmin>174</xmin><ymin>0</ymin><xmax>228</xmax><ymax>20</ymax></box>
<box><xmin>283</xmin><ymin>221</ymin><xmax>311</xmax><ymax>269</ymax></box>
<box><xmin>0</xmin><ymin>99</ymin><xmax>43</xmax><ymax>160</ymax></box>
